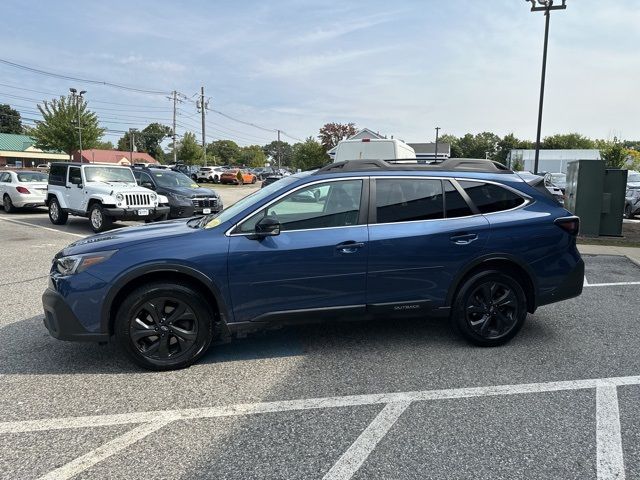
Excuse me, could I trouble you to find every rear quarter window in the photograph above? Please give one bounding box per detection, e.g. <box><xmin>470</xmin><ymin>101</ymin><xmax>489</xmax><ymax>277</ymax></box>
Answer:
<box><xmin>49</xmin><ymin>165</ymin><xmax>67</xmax><ymax>185</ymax></box>
<box><xmin>459</xmin><ymin>181</ymin><xmax>525</xmax><ymax>214</ymax></box>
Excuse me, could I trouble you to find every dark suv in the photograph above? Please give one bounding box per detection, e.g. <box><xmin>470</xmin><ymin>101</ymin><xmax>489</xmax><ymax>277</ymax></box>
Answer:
<box><xmin>42</xmin><ymin>159</ymin><xmax>584</xmax><ymax>370</ymax></box>
<box><xmin>132</xmin><ymin>166</ymin><xmax>222</xmax><ymax>219</ymax></box>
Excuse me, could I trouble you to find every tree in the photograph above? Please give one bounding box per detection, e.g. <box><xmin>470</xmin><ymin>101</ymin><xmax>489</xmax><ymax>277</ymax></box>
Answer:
<box><xmin>292</xmin><ymin>137</ymin><xmax>330</xmax><ymax>171</ymax></box>
<box><xmin>239</xmin><ymin>145</ymin><xmax>267</xmax><ymax>167</ymax></box>
<box><xmin>318</xmin><ymin>122</ymin><xmax>357</xmax><ymax>150</ymax></box>
<box><xmin>31</xmin><ymin>96</ymin><xmax>104</xmax><ymax>156</ymax></box>
<box><xmin>117</xmin><ymin>131</ymin><xmax>142</xmax><ymax>152</ymax></box>
<box><xmin>438</xmin><ymin>134</ymin><xmax>463</xmax><ymax>158</ymax></box>
<box><xmin>496</xmin><ymin>133</ymin><xmax>534</xmax><ymax>164</ymax></box>
<box><xmin>457</xmin><ymin>132</ymin><xmax>501</xmax><ymax>159</ymax></box>
<box><xmin>0</xmin><ymin>104</ymin><xmax>23</xmax><ymax>134</ymax></box>
<box><xmin>207</xmin><ymin>140</ymin><xmax>241</xmax><ymax>165</ymax></box>
<box><xmin>597</xmin><ymin>137</ymin><xmax>627</xmax><ymax>169</ymax></box>
<box><xmin>625</xmin><ymin>149</ymin><xmax>640</xmax><ymax>170</ymax></box>
<box><xmin>94</xmin><ymin>140</ymin><xmax>114</xmax><ymax>150</ymax></box>
<box><xmin>542</xmin><ymin>133</ymin><xmax>594</xmax><ymax>150</ymax></box>
<box><xmin>176</xmin><ymin>132</ymin><xmax>202</xmax><ymax>165</ymax></box>
<box><xmin>262</xmin><ymin>140</ymin><xmax>293</xmax><ymax>166</ymax></box>
<box><xmin>139</xmin><ymin>123</ymin><xmax>171</xmax><ymax>159</ymax></box>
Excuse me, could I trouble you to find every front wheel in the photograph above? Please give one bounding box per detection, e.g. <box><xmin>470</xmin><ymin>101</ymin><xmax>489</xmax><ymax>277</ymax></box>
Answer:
<box><xmin>115</xmin><ymin>282</ymin><xmax>214</xmax><ymax>370</ymax></box>
<box><xmin>48</xmin><ymin>197</ymin><xmax>68</xmax><ymax>225</ymax></box>
<box><xmin>88</xmin><ymin>203</ymin><xmax>112</xmax><ymax>233</ymax></box>
<box><xmin>212</xmin><ymin>175</ymin><xmax>220</xmax><ymax>184</ymax></box>
<box><xmin>3</xmin><ymin>194</ymin><xmax>16</xmax><ymax>213</ymax></box>
<box><xmin>624</xmin><ymin>205</ymin><xmax>633</xmax><ymax>219</ymax></box>
<box><xmin>451</xmin><ymin>270</ymin><xmax>527</xmax><ymax>347</ymax></box>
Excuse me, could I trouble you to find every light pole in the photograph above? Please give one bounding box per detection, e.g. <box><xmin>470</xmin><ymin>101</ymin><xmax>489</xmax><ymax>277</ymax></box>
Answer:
<box><xmin>434</xmin><ymin>126</ymin><xmax>440</xmax><ymax>162</ymax></box>
<box><xmin>526</xmin><ymin>0</ymin><xmax>567</xmax><ymax>174</ymax></box>
<box><xmin>69</xmin><ymin>88</ymin><xmax>86</xmax><ymax>162</ymax></box>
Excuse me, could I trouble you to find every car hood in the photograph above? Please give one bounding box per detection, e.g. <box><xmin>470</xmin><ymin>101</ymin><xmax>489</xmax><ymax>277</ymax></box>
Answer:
<box><xmin>60</xmin><ymin>219</ymin><xmax>198</xmax><ymax>256</ymax></box>
<box><xmin>161</xmin><ymin>186</ymin><xmax>217</xmax><ymax>197</ymax></box>
<box><xmin>85</xmin><ymin>181</ymin><xmax>152</xmax><ymax>195</ymax></box>
<box><xmin>628</xmin><ymin>182</ymin><xmax>640</xmax><ymax>189</ymax></box>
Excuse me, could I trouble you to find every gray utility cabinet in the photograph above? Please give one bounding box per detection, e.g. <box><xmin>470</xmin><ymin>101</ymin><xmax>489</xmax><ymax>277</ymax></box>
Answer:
<box><xmin>565</xmin><ymin>160</ymin><xmax>628</xmax><ymax>236</ymax></box>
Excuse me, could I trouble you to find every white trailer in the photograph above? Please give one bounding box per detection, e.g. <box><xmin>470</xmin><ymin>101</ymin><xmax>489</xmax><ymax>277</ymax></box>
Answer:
<box><xmin>333</xmin><ymin>138</ymin><xmax>416</xmax><ymax>163</ymax></box>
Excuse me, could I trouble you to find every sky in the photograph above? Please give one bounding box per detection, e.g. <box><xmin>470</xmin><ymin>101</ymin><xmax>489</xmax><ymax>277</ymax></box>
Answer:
<box><xmin>1</xmin><ymin>0</ymin><xmax>639</xmax><ymax>148</ymax></box>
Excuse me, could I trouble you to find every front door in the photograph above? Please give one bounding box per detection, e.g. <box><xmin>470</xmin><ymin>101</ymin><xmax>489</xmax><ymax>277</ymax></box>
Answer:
<box><xmin>65</xmin><ymin>166</ymin><xmax>86</xmax><ymax>212</ymax></box>
<box><xmin>228</xmin><ymin>178</ymin><xmax>368</xmax><ymax>323</ymax></box>
<box><xmin>367</xmin><ymin>177</ymin><xmax>490</xmax><ymax>312</ymax></box>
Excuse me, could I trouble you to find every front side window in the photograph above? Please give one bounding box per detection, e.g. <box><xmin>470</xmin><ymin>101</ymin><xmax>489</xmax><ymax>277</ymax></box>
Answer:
<box><xmin>238</xmin><ymin>179</ymin><xmax>363</xmax><ymax>233</ymax></box>
<box><xmin>459</xmin><ymin>181</ymin><xmax>525</xmax><ymax>214</ymax></box>
<box><xmin>0</xmin><ymin>173</ymin><xmax>10</xmax><ymax>183</ymax></box>
<box><xmin>68</xmin><ymin>167</ymin><xmax>82</xmax><ymax>184</ymax></box>
<box><xmin>375</xmin><ymin>178</ymin><xmax>443</xmax><ymax>223</ymax></box>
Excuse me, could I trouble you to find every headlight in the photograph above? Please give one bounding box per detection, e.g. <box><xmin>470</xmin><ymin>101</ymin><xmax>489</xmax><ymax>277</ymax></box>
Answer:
<box><xmin>150</xmin><ymin>193</ymin><xmax>157</xmax><ymax>201</ymax></box>
<box><xmin>169</xmin><ymin>192</ymin><xmax>191</xmax><ymax>202</ymax></box>
<box><xmin>115</xmin><ymin>193</ymin><xmax>124</xmax><ymax>202</ymax></box>
<box><xmin>55</xmin><ymin>251</ymin><xmax>117</xmax><ymax>275</ymax></box>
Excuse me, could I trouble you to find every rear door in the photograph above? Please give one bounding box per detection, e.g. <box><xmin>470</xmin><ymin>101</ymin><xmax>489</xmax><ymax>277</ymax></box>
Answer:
<box><xmin>366</xmin><ymin>177</ymin><xmax>490</xmax><ymax>312</ymax></box>
<box><xmin>228</xmin><ymin>178</ymin><xmax>369</xmax><ymax>323</ymax></box>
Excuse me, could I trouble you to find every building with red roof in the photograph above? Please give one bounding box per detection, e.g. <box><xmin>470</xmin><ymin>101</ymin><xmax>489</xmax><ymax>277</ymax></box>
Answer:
<box><xmin>72</xmin><ymin>149</ymin><xmax>159</xmax><ymax>165</ymax></box>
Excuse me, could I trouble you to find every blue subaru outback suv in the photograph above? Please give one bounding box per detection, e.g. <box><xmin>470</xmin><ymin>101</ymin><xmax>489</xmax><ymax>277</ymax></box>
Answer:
<box><xmin>42</xmin><ymin>159</ymin><xmax>584</xmax><ymax>370</ymax></box>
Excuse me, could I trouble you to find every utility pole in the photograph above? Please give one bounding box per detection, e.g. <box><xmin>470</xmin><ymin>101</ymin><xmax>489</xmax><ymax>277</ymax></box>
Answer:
<box><xmin>129</xmin><ymin>128</ymin><xmax>137</xmax><ymax>163</ymax></box>
<box><xmin>196</xmin><ymin>86</ymin><xmax>209</xmax><ymax>167</ymax></box>
<box><xmin>277</xmin><ymin>129</ymin><xmax>282</xmax><ymax>170</ymax></box>
<box><xmin>171</xmin><ymin>90</ymin><xmax>177</xmax><ymax>164</ymax></box>
<box><xmin>69</xmin><ymin>88</ymin><xmax>86</xmax><ymax>162</ymax></box>
<box><xmin>526</xmin><ymin>0</ymin><xmax>567</xmax><ymax>174</ymax></box>
<box><xmin>434</xmin><ymin>126</ymin><xmax>441</xmax><ymax>162</ymax></box>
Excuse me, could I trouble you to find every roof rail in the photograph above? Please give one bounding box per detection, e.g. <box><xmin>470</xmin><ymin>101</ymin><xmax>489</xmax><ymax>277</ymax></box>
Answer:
<box><xmin>314</xmin><ymin>158</ymin><xmax>512</xmax><ymax>175</ymax></box>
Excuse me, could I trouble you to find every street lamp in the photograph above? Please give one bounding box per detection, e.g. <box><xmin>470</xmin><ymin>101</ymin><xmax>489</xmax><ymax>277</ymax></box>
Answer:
<box><xmin>526</xmin><ymin>0</ymin><xmax>567</xmax><ymax>174</ymax></box>
<box><xmin>434</xmin><ymin>126</ymin><xmax>440</xmax><ymax>163</ymax></box>
<box><xmin>69</xmin><ymin>88</ymin><xmax>87</xmax><ymax>162</ymax></box>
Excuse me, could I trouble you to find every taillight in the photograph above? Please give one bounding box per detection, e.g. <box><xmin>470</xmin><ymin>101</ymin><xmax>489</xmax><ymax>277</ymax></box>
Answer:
<box><xmin>555</xmin><ymin>216</ymin><xmax>580</xmax><ymax>235</ymax></box>
<box><xmin>16</xmin><ymin>186</ymin><xmax>30</xmax><ymax>194</ymax></box>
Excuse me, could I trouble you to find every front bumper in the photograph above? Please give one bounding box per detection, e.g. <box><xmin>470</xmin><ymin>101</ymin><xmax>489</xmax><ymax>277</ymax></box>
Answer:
<box><xmin>42</xmin><ymin>287</ymin><xmax>109</xmax><ymax>342</ymax></box>
<box><xmin>169</xmin><ymin>204</ymin><xmax>222</xmax><ymax>219</ymax></box>
<box><xmin>103</xmin><ymin>206</ymin><xmax>170</xmax><ymax>221</ymax></box>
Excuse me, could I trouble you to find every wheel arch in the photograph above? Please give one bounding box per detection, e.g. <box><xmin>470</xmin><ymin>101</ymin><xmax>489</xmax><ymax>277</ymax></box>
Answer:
<box><xmin>446</xmin><ymin>254</ymin><xmax>538</xmax><ymax>314</ymax></box>
<box><xmin>102</xmin><ymin>264</ymin><xmax>230</xmax><ymax>336</ymax></box>
<box><xmin>46</xmin><ymin>192</ymin><xmax>65</xmax><ymax>208</ymax></box>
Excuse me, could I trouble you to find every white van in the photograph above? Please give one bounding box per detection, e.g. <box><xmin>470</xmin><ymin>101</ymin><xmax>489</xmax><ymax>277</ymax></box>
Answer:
<box><xmin>333</xmin><ymin>138</ymin><xmax>416</xmax><ymax>163</ymax></box>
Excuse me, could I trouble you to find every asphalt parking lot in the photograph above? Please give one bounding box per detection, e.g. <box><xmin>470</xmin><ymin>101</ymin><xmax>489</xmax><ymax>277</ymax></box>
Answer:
<box><xmin>0</xmin><ymin>205</ymin><xmax>639</xmax><ymax>479</ymax></box>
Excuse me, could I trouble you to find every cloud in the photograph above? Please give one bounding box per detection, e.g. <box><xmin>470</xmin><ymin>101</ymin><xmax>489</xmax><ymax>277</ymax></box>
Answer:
<box><xmin>291</xmin><ymin>11</ymin><xmax>402</xmax><ymax>44</ymax></box>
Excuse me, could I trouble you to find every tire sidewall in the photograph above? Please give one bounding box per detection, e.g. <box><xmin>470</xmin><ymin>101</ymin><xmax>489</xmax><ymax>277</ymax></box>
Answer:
<box><xmin>452</xmin><ymin>270</ymin><xmax>527</xmax><ymax>347</ymax></box>
<box><xmin>3</xmin><ymin>194</ymin><xmax>14</xmax><ymax>213</ymax></box>
<box><xmin>115</xmin><ymin>283</ymin><xmax>213</xmax><ymax>370</ymax></box>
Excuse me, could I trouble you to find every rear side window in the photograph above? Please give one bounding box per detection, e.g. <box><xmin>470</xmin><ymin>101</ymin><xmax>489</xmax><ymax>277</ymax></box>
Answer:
<box><xmin>459</xmin><ymin>181</ymin><xmax>525</xmax><ymax>214</ymax></box>
<box><xmin>49</xmin><ymin>165</ymin><xmax>67</xmax><ymax>185</ymax></box>
<box><xmin>444</xmin><ymin>181</ymin><xmax>473</xmax><ymax>218</ymax></box>
<box><xmin>375</xmin><ymin>178</ymin><xmax>443</xmax><ymax>223</ymax></box>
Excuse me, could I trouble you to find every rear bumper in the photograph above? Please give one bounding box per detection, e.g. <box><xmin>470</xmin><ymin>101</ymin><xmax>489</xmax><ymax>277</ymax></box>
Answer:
<box><xmin>42</xmin><ymin>287</ymin><xmax>109</xmax><ymax>342</ymax></box>
<box><xmin>13</xmin><ymin>194</ymin><xmax>46</xmax><ymax>207</ymax></box>
<box><xmin>537</xmin><ymin>258</ymin><xmax>585</xmax><ymax>308</ymax></box>
<box><xmin>103</xmin><ymin>206</ymin><xmax>170</xmax><ymax>220</ymax></box>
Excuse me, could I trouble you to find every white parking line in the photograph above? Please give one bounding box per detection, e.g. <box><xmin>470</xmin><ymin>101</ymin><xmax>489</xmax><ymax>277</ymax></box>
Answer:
<box><xmin>323</xmin><ymin>402</ymin><xmax>410</xmax><ymax>480</ymax></box>
<box><xmin>37</xmin><ymin>420</ymin><xmax>172</xmax><ymax>480</ymax></box>
<box><xmin>596</xmin><ymin>385</ymin><xmax>626</xmax><ymax>480</ymax></box>
<box><xmin>2</xmin><ymin>375</ymin><xmax>638</xmax><ymax>479</ymax></box>
<box><xmin>0</xmin><ymin>217</ymin><xmax>85</xmax><ymax>238</ymax></box>
<box><xmin>586</xmin><ymin>281</ymin><xmax>640</xmax><ymax>287</ymax></box>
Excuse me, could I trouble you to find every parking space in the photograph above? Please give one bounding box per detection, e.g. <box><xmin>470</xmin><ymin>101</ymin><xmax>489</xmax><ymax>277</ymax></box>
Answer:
<box><xmin>1</xmin><ymin>217</ymin><xmax>639</xmax><ymax>479</ymax></box>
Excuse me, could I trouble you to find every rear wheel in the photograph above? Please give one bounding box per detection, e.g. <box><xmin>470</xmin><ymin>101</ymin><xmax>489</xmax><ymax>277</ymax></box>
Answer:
<box><xmin>89</xmin><ymin>203</ymin><xmax>112</xmax><ymax>233</ymax></box>
<box><xmin>115</xmin><ymin>282</ymin><xmax>214</xmax><ymax>370</ymax></box>
<box><xmin>251</xmin><ymin>176</ymin><xmax>257</xmax><ymax>184</ymax></box>
<box><xmin>451</xmin><ymin>270</ymin><xmax>527</xmax><ymax>347</ymax></box>
<box><xmin>48</xmin><ymin>197</ymin><xmax>68</xmax><ymax>224</ymax></box>
<box><xmin>212</xmin><ymin>175</ymin><xmax>220</xmax><ymax>184</ymax></box>
<box><xmin>3</xmin><ymin>194</ymin><xmax>16</xmax><ymax>213</ymax></box>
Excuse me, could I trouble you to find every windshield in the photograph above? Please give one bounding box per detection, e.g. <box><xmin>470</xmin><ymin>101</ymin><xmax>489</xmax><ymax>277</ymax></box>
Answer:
<box><xmin>152</xmin><ymin>171</ymin><xmax>198</xmax><ymax>188</ymax></box>
<box><xmin>551</xmin><ymin>173</ymin><xmax>566</xmax><ymax>183</ymax></box>
<box><xmin>628</xmin><ymin>172</ymin><xmax>640</xmax><ymax>183</ymax></box>
<box><xmin>17</xmin><ymin>172</ymin><xmax>48</xmax><ymax>182</ymax></box>
<box><xmin>85</xmin><ymin>166</ymin><xmax>136</xmax><ymax>183</ymax></box>
<box><xmin>200</xmin><ymin>174</ymin><xmax>305</xmax><ymax>228</ymax></box>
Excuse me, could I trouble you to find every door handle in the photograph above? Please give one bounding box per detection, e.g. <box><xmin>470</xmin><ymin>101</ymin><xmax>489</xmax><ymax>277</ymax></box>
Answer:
<box><xmin>450</xmin><ymin>233</ymin><xmax>478</xmax><ymax>245</ymax></box>
<box><xmin>335</xmin><ymin>241</ymin><xmax>365</xmax><ymax>254</ymax></box>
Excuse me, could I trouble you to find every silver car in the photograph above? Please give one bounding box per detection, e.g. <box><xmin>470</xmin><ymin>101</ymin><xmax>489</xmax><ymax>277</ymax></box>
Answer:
<box><xmin>0</xmin><ymin>170</ymin><xmax>49</xmax><ymax>212</ymax></box>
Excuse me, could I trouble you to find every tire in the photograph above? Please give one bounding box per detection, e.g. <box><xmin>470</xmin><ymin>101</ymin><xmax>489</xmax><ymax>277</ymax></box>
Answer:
<box><xmin>48</xmin><ymin>197</ymin><xmax>68</xmax><ymax>225</ymax></box>
<box><xmin>451</xmin><ymin>270</ymin><xmax>527</xmax><ymax>347</ymax></box>
<box><xmin>88</xmin><ymin>203</ymin><xmax>112</xmax><ymax>233</ymax></box>
<box><xmin>3</xmin><ymin>194</ymin><xmax>16</xmax><ymax>213</ymax></box>
<box><xmin>115</xmin><ymin>282</ymin><xmax>214</xmax><ymax>370</ymax></box>
<box><xmin>624</xmin><ymin>205</ymin><xmax>633</xmax><ymax>219</ymax></box>
<box><xmin>251</xmin><ymin>176</ymin><xmax>257</xmax><ymax>184</ymax></box>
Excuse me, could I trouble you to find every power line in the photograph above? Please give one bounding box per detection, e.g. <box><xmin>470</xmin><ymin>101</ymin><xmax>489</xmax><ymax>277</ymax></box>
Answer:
<box><xmin>0</xmin><ymin>58</ymin><xmax>170</xmax><ymax>95</ymax></box>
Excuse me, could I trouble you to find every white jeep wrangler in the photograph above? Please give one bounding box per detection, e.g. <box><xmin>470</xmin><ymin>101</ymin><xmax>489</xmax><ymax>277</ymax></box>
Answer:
<box><xmin>46</xmin><ymin>163</ymin><xmax>170</xmax><ymax>233</ymax></box>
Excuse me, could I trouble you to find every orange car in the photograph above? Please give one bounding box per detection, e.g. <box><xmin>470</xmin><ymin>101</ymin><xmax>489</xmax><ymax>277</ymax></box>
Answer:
<box><xmin>219</xmin><ymin>169</ymin><xmax>257</xmax><ymax>185</ymax></box>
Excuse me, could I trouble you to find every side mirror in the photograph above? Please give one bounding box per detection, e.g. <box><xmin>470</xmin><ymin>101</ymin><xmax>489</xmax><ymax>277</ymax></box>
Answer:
<box><xmin>253</xmin><ymin>216</ymin><xmax>280</xmax><ymax>238</ymax></box>
<box><xmin>70</xmin><ymin>176</ymin><xmax>82</xmax><ymax>186</ymax></box>
<box><xmin>142</xmin><ymin>181</ymin><xmax>155</xmax><ymax>190</ymax></box>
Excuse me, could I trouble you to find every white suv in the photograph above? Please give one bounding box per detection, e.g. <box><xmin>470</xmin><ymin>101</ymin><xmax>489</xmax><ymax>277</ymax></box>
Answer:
<box><xmin>197</xmin><ymin>166</ymin><xmax>225</xmax><ymax>183</ymax></box>
<box><xmin>46</xmin><ymin>163</ymin><xmax>170</xmax><ymax>232</ymax></box>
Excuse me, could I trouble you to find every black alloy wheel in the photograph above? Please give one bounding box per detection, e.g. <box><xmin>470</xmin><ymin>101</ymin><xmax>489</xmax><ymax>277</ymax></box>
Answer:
<box><xmin>452</xmin><ymin>270</ymin><xmax>527</xmax><ymax>347</ymax></box>
<box><xmin>116</xmin><ymin>282</ymin><xmax>213</xmax><ymax>370</ymax></box>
